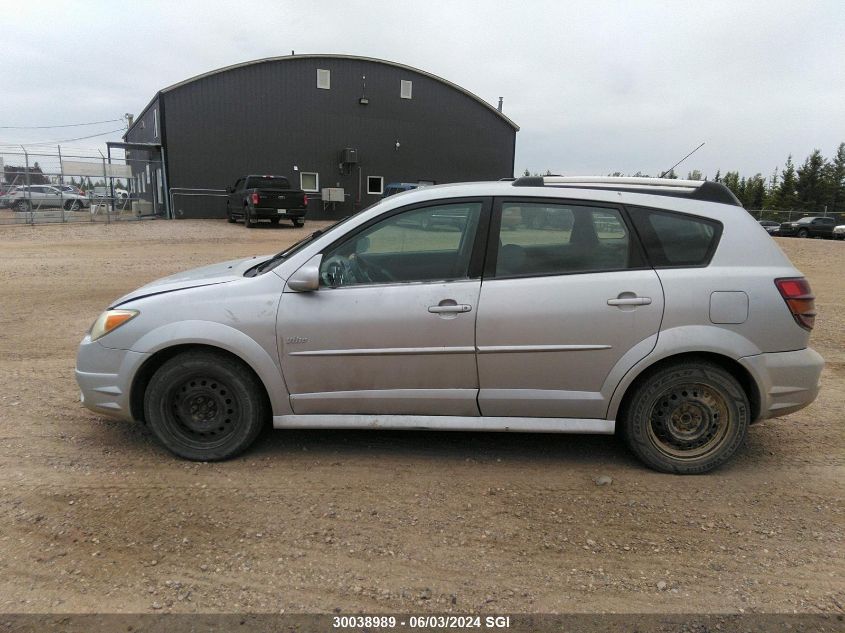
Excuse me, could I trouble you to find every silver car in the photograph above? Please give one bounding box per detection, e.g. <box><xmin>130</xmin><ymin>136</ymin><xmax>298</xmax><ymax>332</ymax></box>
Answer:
<box><xmin>75</xmin><ymin>177</ymin><xmax>823</xmax><ymax>473</ymax></box>
<box><xmin>10</xmin><ymin>184</ymin><xmax>89</xmax><ymax>212</ymax></box>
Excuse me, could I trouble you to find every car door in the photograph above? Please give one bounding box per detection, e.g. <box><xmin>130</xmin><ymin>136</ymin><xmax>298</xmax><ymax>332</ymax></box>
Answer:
<box><xmin>278</xmin><ymin>198</ymin><xmax>490</xmax><ymax>416</ymax></box>
<box><xmin>44</xmin><ymin>186</ymin><xmax>63</xmax><ymax>208</ymax></box>
<box><xmin>475</xmin><ymin>198</ymin><xmax>664</xmax><ymax>419</ymax></box>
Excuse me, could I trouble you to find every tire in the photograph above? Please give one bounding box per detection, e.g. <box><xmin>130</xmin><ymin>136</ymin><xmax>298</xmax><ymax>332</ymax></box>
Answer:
<box><xmin>292</xmin><ymin>218</ymin><xmax>304</xmax><ymax>228</ymax></box>
<box><xmin>797</xmin><ymin>229</ymin><xmax>809</xmax><ymax>238</ymax></box>
<box><xmin>14</xmin><ymin>200</ymin><xmax>30</xmax><ymax>213</ymax></box>
<box><xmin>245</xmin><ymin>207</ymin><xmax>255</xmax><ymax>228</ymax></box>
<box><xmin>143</xmin><ymin>350</ymin><xmax>269</xmax><ymax>461</ymax></box>
<box><xmin>621</xmin><ymin>360</ymin><xmax>749</xmax><ymax>474</ymax></box>
<box><xmin>64</xmin><ymin>200</ymin><xmax>81</xmax><ymax>211</ymax></box>
<box><xmin>226</xmin><ymin>204</ymin><xmax>236</xmax><ymax>223</ymax></box>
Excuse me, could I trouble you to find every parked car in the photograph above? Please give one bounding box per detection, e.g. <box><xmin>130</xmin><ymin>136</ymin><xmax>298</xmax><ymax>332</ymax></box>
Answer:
<box><xmin>8</xmin><ymin>185</ymin><xmax>89</xmax><ymax>212</ymax></box>
<box><xmin>382</xmin><ymin>182</ymin><xmax>435</xmax><ymax>198</ymax></box>
<box><xmin>382</xmin><ymin>182</ymin><xmax>420</xmax><ymax>198</ymax></box>
<box><xmin>225</xmin><ymin>175</ymin><xmax>308</xmax><ymax>228</ymax></box>
<box><xmin>833</xmin><ymin>224</ymin><xmax>845</xmax><ymax>240</ymax></box>
<box><xmin>758</xmin><ymin>220</ymin><xmax>780</xmax><ymax>235</ymax></box>
<box><xmin>0</xmin><ymin>185</ymin><xmax>19</xmax><ymax>208</ymax></box>
<box><xmin>76</xmin><ymin>176</ymin><xmax>823</xmax><ymax>474</ymax></box>
<box><xmin>778</xmin><ymin>216</ymin><xmax>836</xmax><ymax>238</ymax></box>
<box><xmin>57</xmin><ymin>184</ymin><xmax>86</xmax><ymax>197</ymax></box>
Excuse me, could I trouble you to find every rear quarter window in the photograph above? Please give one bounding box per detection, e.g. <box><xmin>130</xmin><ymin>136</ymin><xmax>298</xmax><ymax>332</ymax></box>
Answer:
<box><xmin>628</xmin><ymin>207</ymin><xmax>722</xmax><ymax>268</ymax></box>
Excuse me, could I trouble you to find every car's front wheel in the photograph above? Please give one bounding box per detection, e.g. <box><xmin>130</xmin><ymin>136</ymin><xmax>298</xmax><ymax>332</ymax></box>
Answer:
<box><xmin>797</xmin><ymin>228</ymin><xmax>809</xmax><ymax>238</ymax></box>
<box><xmin>143</xmin><ymin>350</ymin><xmax>269</xmax><ymax>461</ymax></box>
<box><xmin>621</xmin><ymin>360</ymin><xmax>749</xmax><ymax>474</ymax></box>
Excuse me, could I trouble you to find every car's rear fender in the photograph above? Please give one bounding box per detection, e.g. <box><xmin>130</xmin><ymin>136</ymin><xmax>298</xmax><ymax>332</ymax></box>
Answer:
<box><xmin>605</xmin><ymin>325</ymin><xmax>762</xmax><ymax>420</ymax></box>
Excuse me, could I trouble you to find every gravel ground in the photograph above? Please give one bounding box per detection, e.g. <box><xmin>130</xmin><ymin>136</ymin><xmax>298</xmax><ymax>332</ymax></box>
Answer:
<box><xmin>0</xmin><ymin>219</ymin><xmax>842</xmax><ymax>614</ymax></box>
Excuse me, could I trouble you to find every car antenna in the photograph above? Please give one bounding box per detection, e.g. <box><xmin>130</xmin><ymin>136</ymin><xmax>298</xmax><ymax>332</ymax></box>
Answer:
<box><xmin>659</xmin><ymin>142</ymin><xmax>705</xmax><ymax>178</ymax></box>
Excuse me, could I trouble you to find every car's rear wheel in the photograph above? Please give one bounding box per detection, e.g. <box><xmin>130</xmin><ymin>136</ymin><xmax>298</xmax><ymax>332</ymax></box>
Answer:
<box><xmin>143</xmin><ymin>350</ymin><xmax>269</xmax><ymax>461</ymax></box>
<box><xmin>797</xmin><ymin>228</ymin><xmax>809</xmax><ymax>238</ymax></box>
<box><xmin>14</xmin><ymin>200</ymin><xmax>30</xmax><ymax>213</ymax></box>
<box><xmin>621</xmin><ymin>360</ymin><xmax>749</xmax><ymax>474</ymax></box>
<box><xmin>226</xmin><ymin>204</ymin><xmax>236</xmax><ymax>223</ymax></box>
<box><xmin>64</xmin><ymin>199</ymin><xmax>82</xmax><ymax>211</ymax></box>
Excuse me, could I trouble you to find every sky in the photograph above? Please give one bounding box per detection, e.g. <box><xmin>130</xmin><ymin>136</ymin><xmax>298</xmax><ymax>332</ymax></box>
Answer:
<box><xmin>3</xmin><ymin>0</ymin><xmax>844</xmax><ymax>178</ymax></box>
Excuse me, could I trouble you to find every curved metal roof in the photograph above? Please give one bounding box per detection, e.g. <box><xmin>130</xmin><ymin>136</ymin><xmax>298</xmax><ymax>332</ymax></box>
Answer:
<box><xmin>158</xmin><ymin>54</ymin><xmax>519</xmax><ymax>131</ymax></box>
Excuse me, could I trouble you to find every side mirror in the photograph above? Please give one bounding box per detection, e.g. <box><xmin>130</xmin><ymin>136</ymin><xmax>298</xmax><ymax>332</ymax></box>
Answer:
<box><xmin>286</xmin><ymin>254</ymin><xmax>322</xmax><ymax>292</ymax></box>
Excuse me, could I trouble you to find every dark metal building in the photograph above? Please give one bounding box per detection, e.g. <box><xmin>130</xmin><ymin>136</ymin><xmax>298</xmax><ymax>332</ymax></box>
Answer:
<box><xmin>123</xmin><ymin>54</ymin><xmax>519</xmax><ymax>220</ymax></box>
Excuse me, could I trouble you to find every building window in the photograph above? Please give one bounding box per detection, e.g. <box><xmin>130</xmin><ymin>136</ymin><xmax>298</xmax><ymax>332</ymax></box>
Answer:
<box><xmin>400</xmin><ymin>80</ymin><xmax>413</xmax><ymax>99</ymax></box>
<box><xmin>367</xmin><ymin>176</ymin><xmax>384</xmax><ymax>195</ymax></box>
<box><xmin>300</xmin><ymin>172</ymin><xmax>319</xmax><ymax>192</ymax></box>
<box><xmin>145</xmin><ymin>164</ymin><xmax>151</xmax><ymax>184</ymax></box>
<box><xmin>317</xmin><ymin>69</ymin><xmax>331</xmax><ymax>90</ymax></box>
<box><xmin>153</xmin><ymin>109</ymin><xmax>159</xmax><ymax>139</ymax></box>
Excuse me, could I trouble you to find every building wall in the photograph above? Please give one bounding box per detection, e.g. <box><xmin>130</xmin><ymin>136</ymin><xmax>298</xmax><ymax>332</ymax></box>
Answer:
<box><xmin>155</xmin><ymin>57</ymin><xmax>516</xmax><ymax>220</ymax></box>
<box><xmin>124</xmin><ymin>96</ymin><xmax>165</xmax><ymax>214</ymax></box>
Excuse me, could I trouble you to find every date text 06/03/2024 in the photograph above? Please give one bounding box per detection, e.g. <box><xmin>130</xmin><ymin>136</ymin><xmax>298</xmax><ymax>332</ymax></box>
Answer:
<box><xmin>331</xmin><ymin>615</ymin><xmax>512</xmax><ymax>628</ymax></box>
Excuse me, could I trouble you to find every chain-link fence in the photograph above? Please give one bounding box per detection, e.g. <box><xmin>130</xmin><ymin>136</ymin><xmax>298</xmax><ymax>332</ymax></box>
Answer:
<box><xmin>0</xmin><ymin>145</ymin><xmax>163</xmax><ymax>226</ymax></box>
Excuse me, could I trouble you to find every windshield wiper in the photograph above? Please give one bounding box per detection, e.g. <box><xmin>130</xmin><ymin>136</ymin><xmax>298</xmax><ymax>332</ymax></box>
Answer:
<box><xmin>254</xmin><ymin>229</ymin><xmax>325</xmax><ymax>274</ymax></box>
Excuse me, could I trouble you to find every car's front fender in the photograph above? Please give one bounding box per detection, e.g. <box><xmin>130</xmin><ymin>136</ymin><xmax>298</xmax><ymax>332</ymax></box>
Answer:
<box><xmin>128</xmin><ymin>320</ymin><xmax>292</xmax><ymax>416</ymax></box>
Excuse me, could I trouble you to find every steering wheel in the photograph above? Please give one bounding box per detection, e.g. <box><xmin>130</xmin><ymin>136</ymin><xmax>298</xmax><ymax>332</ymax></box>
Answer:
<box><xmin>322</xmin><ymin>256</ymin><xmax>355</xmax><ymax>287</ymax></box>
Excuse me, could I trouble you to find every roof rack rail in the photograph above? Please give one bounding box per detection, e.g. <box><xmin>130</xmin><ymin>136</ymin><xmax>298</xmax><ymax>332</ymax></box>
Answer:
<box><xmin>511</xmin><ymin>175</ymin><xmax>741</xmax><ymax>206</ymax></box>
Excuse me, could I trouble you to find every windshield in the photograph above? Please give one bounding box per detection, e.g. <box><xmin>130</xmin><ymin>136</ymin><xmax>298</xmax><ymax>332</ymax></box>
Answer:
<box><xmin>246</xmin><ymin>176</ymin><xmax>290</xmax><ymax>189</ymax></box>
<box><xmin>252</xmin><ymin>200</ymin><xmax>387</xmax><ymax>275</ymax></box>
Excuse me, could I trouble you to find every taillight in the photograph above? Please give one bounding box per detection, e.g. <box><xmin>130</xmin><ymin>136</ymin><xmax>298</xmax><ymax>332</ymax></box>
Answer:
<box><xmin>775</xmin><ymin>277</ymin><xmax>816</xmax><ymax>331</ymax></box>
<box><xmin>303</xmin><ymin>194</ymin><xmax>309</xmax><ymax>206</ymax></box>
<box><xmin>251</xmin><ymin>192</ymin><xmax>260</xmax><ymax>205</ymax></box>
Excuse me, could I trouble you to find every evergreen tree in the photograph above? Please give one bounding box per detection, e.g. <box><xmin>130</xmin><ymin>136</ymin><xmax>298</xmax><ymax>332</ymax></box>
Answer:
<box><xmin>744</xmin><ymin>174</ymin><xmax>766</xmax><ymax>209</ymax></box>
<box><xmin>687</xmin><ymin>169</ymin><xmax>703</xmax><ymax>181</ymax></box>
<box><xmin>713</xmin><ymin>170</ymin><xmax>721</xmax><ymax>183</ymax></box>
<box><xmin>722</xmin><ymin>171</ymin><xmax>741</xmax><ymax>201</ymax></box>
<box><xmin>796</xmin><ymin>149</ymin><xmax>827</xmax><ymax>213</ymax></box>
<box><xmin>824</xmin><ymin>142</ymin><xmax>845</xmax><ymax>214</ymax></box>
<box><xmin>774</xmin><ymin>156</ymin><xmax>798</xmax><ymax>209</ymax></box>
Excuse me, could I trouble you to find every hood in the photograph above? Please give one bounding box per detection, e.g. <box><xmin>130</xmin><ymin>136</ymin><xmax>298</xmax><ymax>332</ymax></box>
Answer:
<box><xmin>110</xmin><ymin>255</ymin><xmax>269</xmax><ymax>307</ymax></box>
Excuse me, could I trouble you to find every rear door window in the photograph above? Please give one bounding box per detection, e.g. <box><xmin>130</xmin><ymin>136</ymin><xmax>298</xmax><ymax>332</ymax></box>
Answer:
<box><xmin>628</xmin><ymin>207</ymin><xmax>722</xmax><ymax>267</ymax></box>
<box><xmin>491</xmin><ymin>202</ymin><xmax>636</xmax><ymax>277</ymax></box>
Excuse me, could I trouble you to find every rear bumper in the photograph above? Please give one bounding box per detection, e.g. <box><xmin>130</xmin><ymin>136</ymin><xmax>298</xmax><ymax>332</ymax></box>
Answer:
<box><xmin>251</xmin><ymin>206</ymin><xmax>306</xmax><ymax>220</ymax></box>
<box><xmin>740</xmin><ymin>348</ymin><xmax>824</xmax><ymax>420</ymax></box>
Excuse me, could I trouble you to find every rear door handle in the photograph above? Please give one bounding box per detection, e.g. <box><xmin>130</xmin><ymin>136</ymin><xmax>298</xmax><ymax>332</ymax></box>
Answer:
<box><xmin>607</xmin><ymin>297</ymin><xmax>652</xmax><ymax>306</ymax></box>
<box><xmin>428</xmin><ymin>304</ymin><xmax>472</xmax><ymax>314</ymax></box>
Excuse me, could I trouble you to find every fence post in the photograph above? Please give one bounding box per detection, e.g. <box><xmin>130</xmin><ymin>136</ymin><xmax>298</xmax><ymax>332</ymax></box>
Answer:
<box><xmin>22</xmin><ymin>146</ymin><xmax>33</xmax><ymax>226</ymax></box>
<box><xmin>101</xmin><ymin>155</ymin><xmax>110</xmax><ymax>225</ymax></box>
<box><xmin>57</xmin><ymin>145</ymin><xmax>67</xmax><ymax>222</ymax></box>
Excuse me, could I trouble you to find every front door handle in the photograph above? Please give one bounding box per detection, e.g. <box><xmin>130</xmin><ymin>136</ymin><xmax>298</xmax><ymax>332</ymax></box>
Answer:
<box><xmin>607</xmin><ymin>296</ymin><xmax>652</xmax><ymax>306</ymax></box>
<box><xmin>428</xmin><ymin>304</ymin><xmax>472</xmax><ymax>314</ymax></box>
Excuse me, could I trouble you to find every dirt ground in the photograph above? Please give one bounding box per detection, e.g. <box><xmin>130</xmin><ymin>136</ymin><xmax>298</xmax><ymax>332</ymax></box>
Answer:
<box><xmin>0</xmin><ymin>219</ymin><xmax>842</xmax><ymax>615</ymax></box>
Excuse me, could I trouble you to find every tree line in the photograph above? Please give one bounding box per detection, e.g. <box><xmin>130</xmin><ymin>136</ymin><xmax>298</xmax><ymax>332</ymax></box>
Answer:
<box><xmin>525</xmin><ymin>142</ymin><xmax>845</xmax><ymax>214</ymax></box>
<box><xmin>694</xmin><ymin>143</ymin><xmax>845</xmax><ymax>213</ymax></box>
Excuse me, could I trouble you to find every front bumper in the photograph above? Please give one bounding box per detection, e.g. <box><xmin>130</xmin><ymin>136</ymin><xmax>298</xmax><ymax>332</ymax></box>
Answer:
<box><xmin>739</xmin><ymin>347</ymin><xmax>824</xmax><ymax>420</ymax></box>
<box><xmin>75</xmin><ymin>335</ymin><xmax>149</xmax><ymax>422</ymax></box>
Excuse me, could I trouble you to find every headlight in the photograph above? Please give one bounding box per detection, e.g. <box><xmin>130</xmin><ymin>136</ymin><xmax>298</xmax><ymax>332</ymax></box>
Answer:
<box><xmin>90</xmin><ymin>309</ymin><xmax>139</xmax><ymax>341</ymax></box>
